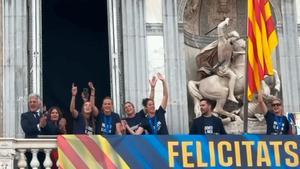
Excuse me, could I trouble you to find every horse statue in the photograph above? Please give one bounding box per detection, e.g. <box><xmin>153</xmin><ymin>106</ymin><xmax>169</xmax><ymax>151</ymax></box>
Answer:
<box><xmin>240</xmin><ymin>69</ymin><xmax>281</xmax><ymax>121</ymax></box>
<box><xmin>188</xmin><ymin>36</ymin><xmax>246</xmax><ymax>121</ymax></box>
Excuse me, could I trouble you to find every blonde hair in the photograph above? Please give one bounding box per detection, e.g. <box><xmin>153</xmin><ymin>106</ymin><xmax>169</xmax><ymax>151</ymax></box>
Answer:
<box><xmin>272</xmin><ymin>98</ymin><xmax>282</xmax><ymax>104</ymax></box>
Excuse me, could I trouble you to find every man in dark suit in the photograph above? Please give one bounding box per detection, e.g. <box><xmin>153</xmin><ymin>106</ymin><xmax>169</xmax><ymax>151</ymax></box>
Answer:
<box><xmin>21</xmin><ymin>93</ymin><xmax>47</xmax><ymax>138</ymax></box>
<box><xmin>21</xmin><ymin>93</ymin><xmax>47</xmax><ymax>168</ymax></box>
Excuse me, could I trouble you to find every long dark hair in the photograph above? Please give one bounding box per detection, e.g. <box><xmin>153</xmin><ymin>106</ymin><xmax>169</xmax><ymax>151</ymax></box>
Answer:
<box><xmin>48</xmin><ymin>106</ymin><xmax>63</xmax><ymax>121</ymax></box>
<box><xmin>142</xmin><ymin>98</ymin><xmax>153</xmax><ymax>107</ymax></box>
<box><xmin>82</xmin><ymin>102</ymin><xmax>96</xmax><ymax>134</ymax></box>
<box><xmin>47</xmin><ymin>106</ymin><xmax>64</xmax><ymax>126</ymax></box>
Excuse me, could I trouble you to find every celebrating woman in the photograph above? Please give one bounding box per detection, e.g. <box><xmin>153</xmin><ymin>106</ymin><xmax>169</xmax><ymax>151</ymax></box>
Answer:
<box><xmin>97</xmin><ymin>97</ymin><xmax>122</xmax><ymax>135</ymax></box>
<box><xmin>70</xmin><ymin>82</ymin><xmax>99</xmax><ymax>134</ymax></box>
<box><xmin>142</xmin><ymin>73</ymin><xmax>169</xmax><ymax>135</ymax></box>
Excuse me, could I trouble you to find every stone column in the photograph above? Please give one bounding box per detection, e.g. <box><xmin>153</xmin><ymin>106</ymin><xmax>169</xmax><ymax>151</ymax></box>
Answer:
<box><xmin>2</xmin><ymin>0</ymin><xmax>28</xmax><ymax>138</ymax></box>
<box><xmin>28</xmin><ymin>0</ymin><xmax>42</xmax><ymax>95</ymax></box>
<box><xmin>121</xmin><ymin>0</ymin><xmax>148</xmax><ymax>111</ymax></box>
<box><xmin>278</xmin><ymin>0</ymin><xmax>300</xmax><ymax>112</ymax></box>
<box><xmin>163</xmin><ymin>0</ymin><xmax>189</xmax><ymax>133</ymax></box>
<box><xmin>0</xmin><ymin>0</ymin><xmax>3</xmax><ymax>137</ymax></box>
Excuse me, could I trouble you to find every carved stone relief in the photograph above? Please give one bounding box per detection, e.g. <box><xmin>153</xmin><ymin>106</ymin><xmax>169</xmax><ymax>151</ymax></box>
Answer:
<box><xmin>184</xmin><ymin>0</ymin><xmax>240</xmax><ymax>37</ymax></box>
<box><xmin>0</xmin><ymin>140</ymin><xmax>16</xmax><ymax>169</ymax></box>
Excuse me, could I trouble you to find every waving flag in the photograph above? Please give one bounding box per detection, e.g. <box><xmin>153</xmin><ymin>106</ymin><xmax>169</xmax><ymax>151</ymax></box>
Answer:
<box><xmin>247</xmin><ymin>0</ymin><xmax>278</xmax><ymax>100</ymax></box>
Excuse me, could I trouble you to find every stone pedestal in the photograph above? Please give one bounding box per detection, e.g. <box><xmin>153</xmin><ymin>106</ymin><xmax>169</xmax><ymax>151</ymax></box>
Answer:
<box><xmin>224</xmin><ymin>121</ymin><xmax>244</xmax><ymax>134</ymax></box>
<box><xmin>224</xmin><ymin>119</ymin><xmax>267</xmax><ymax>134</ymax></box>
<box><xmin>247</xmin><ymin>120</ymin><xmax>267</xmax><ymax>134</ymax></box>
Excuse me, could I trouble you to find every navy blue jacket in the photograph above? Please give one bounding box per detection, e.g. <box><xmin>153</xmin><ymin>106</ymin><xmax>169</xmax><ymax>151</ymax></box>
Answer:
<box><xmin>21</xmin><ymin>112</ymin><xmax>42</xmax><ymax>138</ymax></box>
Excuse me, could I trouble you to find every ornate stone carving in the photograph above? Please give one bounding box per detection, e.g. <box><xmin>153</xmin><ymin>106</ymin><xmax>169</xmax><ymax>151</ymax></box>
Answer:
<box><xmin>0</xmin><ymin>141</ymin><xmax>16</xmax><ymax>158</ymax></box>
<box><xmin>0</xmin><ymin>140</ymin><xmax>16</xmax><ymax>169</ymax></box>
<box><xmin>184</xmin><ymin>0</ymin><xmax>201</xmax><ymax>21</ymax></box>
<box><xmin>177</xmin><ymin>0</ymin><xmax>189</xmax><ymax>22</ymax></box>
<box><xmin>217</xmin><ymin>0</ymin><xmax>229</xmax><ymax>13</ymax></box>
<box><xmin>184</xmin><ymin>31</ymin><xmax>217</xmax><ymax>49</ymax></box>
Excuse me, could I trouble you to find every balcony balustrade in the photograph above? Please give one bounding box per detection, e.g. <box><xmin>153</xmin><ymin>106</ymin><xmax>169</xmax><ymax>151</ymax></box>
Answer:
<box><xmin>0</xmin><ymin>138</ymin><xmax>58</xmax><ymax>169</ymax></box>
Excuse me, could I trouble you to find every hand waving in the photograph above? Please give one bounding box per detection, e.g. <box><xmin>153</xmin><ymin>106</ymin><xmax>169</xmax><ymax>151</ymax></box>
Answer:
<box><xmin>157</xmin><ymin>72</ymin><xmax>165</xmax><ymax>82</ymax></box>
<box><xmin>71</xmin><ymin>83</ymin><xmax>78</xmax><ymax>96</ymax></box>
<box><xmin>149</xmin><ymin>76</ymin><xmax>157</xmax><ymax>88</ymax></box>
<box><xmin>88</xmin><ymin>82</ymin><xmax>95</xmax><ymax>91</ymax></box>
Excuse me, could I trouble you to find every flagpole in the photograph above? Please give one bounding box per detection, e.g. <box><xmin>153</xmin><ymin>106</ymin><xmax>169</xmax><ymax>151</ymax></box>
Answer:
<box><xmin>243</xmin><ymin>0</ymin><xmax>249</xmax><ymax>134</ymax></box>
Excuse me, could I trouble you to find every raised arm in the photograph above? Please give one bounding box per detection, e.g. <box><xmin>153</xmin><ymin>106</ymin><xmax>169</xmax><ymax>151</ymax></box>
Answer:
<box><xmin>257</xmin><ymin>91</ymin><xmax>268</xmax><ymax>115</ymax></box>
<box><xmin>157</xmin><ymin>73</ymin><xmax>168</xmax><ymax>110</ymax></box>
<box><xmin>88</xmin><ymin>82</ymin><xmax>99</xmax><ymax>117</ymax></box>
<box><xmin>149</xmin><ymin>76</ymin><xmax>157</xmax><ymax>100</ymax></box>
<box><xmin>272</xmin><ymin>69</ymin><xmax>281</xmax><ymax>96</ymax></box>
<box><xmin>217</xmin><ymin>17</ymin><xmax>230</xmax><ymax>39</ymax></box>
<box><xmin>70</xmin><ymin>83</ymin><xmax>79</xmax><ymax>118</ymax></box>
<box><xmin>217</xmin><ymin>17</ymin><xmax>230</xmax><ymax>63</ymax></box>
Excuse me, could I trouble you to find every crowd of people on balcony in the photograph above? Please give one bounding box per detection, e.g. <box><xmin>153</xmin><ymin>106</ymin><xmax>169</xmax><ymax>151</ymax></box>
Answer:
<box><xmin>21</xmin><ymin>73</ymin><xmax>171</xmax><ymax>138</ymax></box>
<box><xmin>19</xmin><ymin>72</ymin><xmax>295</xmax><ymax>168</ymax></box>
<box><xmin>21</xmin><ymin>73</ymin><xmax>292</xmax><ymax>138</ymax></box>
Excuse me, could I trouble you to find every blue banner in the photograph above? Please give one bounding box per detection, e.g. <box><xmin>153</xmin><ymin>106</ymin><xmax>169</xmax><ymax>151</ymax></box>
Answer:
<box><xmin>104</xmin><ymin>135</ymin><xmax>300</xmax><ymax>168</ymax></box>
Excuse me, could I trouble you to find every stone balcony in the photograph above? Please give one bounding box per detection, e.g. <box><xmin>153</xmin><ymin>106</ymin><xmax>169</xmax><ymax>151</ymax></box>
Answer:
<box><xmin>0</xmin><ymin>138</ymin><xmax>57</xmax><ymax>169</ymax></box>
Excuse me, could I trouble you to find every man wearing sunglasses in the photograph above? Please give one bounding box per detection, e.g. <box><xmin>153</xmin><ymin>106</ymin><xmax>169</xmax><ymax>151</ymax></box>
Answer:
<box><xmin>258</xmin><ymin>93</ymin><xmax>289</xmax><ymax>135</ymax></box>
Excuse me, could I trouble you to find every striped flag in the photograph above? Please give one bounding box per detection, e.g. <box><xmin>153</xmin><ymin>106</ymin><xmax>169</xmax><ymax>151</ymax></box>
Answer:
<box><xmin>247</xmin><ymin>0</ymin><xmax>278</xmax><ymax>100</ymax></box>
<box><xmin>57</xmin><ymin>135</ymin><xmax>130</xmax><ymax>169</ymax></box>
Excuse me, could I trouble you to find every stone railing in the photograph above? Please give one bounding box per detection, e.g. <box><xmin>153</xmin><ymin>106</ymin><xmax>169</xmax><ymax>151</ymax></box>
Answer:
<box><xmin>0</xmin><ymin>138</ymin><xmax>57</xmax><ymax>169</ymax></box>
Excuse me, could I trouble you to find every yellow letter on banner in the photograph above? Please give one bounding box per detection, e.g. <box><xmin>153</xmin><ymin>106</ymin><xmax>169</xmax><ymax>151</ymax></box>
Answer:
<box><xmin>285</xmin><ymin>141</ymin><xmax>299</xmax><ymax>167</ymax></box>
<box><xmin>168</xmin><ymin>141</ymin><xmax>179</xmax><ymax>167</ymax></box>
<box><xmin>209</xmin><ymin>141</ymin><xmax>216</xmax><ymax>167</ymax></box>
<box><xmin>242</xmin><ymin>141</ymin><xmax>254</xmax><ymax>167</ymax></box>
<box><xmin>196</xmin><ymin>141</ymin><xmax>208</xmax><ymax>167</ymax></box>
<box><xmin>218</xmin><ymin>141</ymin><xmax>233</xmax><ymax>167</ymax></box>
<box><xmin>182</xmin><ymin>141</ymin><xmax>194</xmax><ymax>168</ymax></box>
<box><xmin>234</xmin><ymin>141</ymin><xmax>241</xmax><ymax>167</ymax></box>
<box><xmin>269</xmin><ymin>141</ymin><xmax>282</xmax><ymax>166</ymax></box>
<box><xmin>257</xmin><ymin>141</ymin><xmax>271</xmax><ymax>166</ymax></box>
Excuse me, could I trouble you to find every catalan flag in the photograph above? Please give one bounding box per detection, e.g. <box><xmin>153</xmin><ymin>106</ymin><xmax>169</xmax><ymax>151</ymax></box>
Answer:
<box><xmin>247</xmin><ymin>0</ymin><xmax>278</xmax><ymax>100</ymax></box>
<box><xmin>57</xmin><ymin>135</ymin><xmax>130</xmax><ymax>169</ymax></box>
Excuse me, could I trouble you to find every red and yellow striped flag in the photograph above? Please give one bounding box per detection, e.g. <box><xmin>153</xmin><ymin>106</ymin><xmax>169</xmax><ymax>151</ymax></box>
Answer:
<box><xmin>57</xmin><ymin>135</ymin><xmax>130</xmax><ymax>169</ymax></box>
<box><xmin>247</xmin><ymin>0</ymin><xmax>278</xmax><ymax>100</ymax></box>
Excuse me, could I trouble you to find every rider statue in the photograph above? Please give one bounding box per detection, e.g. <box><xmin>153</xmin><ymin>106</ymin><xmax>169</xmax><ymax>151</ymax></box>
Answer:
<box><xmin>196</xmin><ymin>17</ymin><xmax>240</xmax><ymax>103</ymax></box>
